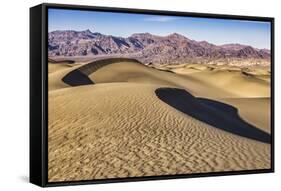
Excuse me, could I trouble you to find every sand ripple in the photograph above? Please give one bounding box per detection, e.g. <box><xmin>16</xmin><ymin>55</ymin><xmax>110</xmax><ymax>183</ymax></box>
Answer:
<box><xmin>48</xmin><ymin>83</ymin><xmax>270</xmax><ymax>182</ymax></box>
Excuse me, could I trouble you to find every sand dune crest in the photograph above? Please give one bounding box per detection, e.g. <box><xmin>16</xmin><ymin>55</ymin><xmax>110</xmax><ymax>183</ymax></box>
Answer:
<box><xmin>155</xmin><ymin>88</ymin><xmax>271</xmax><ymax>143</ymax></box>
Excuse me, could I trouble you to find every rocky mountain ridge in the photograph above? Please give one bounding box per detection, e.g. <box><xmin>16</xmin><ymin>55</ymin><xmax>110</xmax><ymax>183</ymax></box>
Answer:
<box><xmin>48</xmin><ymin>29</ymin><xmax>270</xmax><ymax>66</ymax></box>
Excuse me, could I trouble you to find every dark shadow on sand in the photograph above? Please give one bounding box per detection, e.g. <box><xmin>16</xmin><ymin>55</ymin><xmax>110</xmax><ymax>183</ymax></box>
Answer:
<box><xmin>62</xmin><ymin>58</ymin><xmax>142</xmax><ymax>86</ymax></box>
<box><xmin>155</xmin><ymin>88</ymin><xmax>271</xmax><ymax>144</ymax></box>
<box><xmin>62</xmin><ymin>69</ymin><xmax>94</xmax><ymax>86</ymax></box>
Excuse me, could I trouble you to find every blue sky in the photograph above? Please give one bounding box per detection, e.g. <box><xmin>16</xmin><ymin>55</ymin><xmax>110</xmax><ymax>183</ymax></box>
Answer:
<box><xmin>48</xmin><ymin>8</ymin><xmax>271</xmax><ymax>49</ymax></box>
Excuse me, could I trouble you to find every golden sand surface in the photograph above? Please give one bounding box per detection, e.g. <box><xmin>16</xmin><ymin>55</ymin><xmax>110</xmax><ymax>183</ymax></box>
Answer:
<box><xmin>48</xmin><ymin>59</ymin><xmax>271</xmax><ymax>182</ymax></box>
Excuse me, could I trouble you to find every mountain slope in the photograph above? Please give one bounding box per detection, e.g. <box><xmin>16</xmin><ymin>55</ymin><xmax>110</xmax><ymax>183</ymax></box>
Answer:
<box><xmin>48</xmin><ymin>29</ymin><xmax>270</xmax><ymax>66</ymax></box>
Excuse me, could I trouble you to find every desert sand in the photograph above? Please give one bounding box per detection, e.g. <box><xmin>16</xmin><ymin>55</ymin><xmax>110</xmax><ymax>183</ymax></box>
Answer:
<box><xmin>48</xmin><ymin>58</ymin><xmax>271</xmax><ymax>182</ymax></box>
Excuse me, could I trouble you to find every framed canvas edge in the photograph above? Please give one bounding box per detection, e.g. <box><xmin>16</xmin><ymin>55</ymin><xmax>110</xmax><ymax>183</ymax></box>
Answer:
<box><xmin>29</xmin><ymin>4</ymin><xmax>46</xmax><ymax>187</ymax></box>
<box><xmin>31</xmin><ymin>3</ymin><xmax>275</xmax><ymax>187</ymax></box>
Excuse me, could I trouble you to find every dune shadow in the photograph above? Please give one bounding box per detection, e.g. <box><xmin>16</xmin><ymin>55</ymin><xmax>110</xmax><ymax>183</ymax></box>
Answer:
<box><xmin>62</xmin><ymin>69</ymin><xmax>94</xmax><ymax>86</ymax></box>
<box><xmin>155</xmin><ymin>88</ymin><xmax>271</xmax><ymax>144</ymax></box>
<box><xmin>62</xmin><ymin>58</ymin><xmax>142</xmax><ymax>86</ymax></box>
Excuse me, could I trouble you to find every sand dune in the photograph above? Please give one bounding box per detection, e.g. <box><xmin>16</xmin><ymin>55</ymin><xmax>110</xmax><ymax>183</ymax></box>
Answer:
<box><xmin>49</xmin><ymin>63</ymin><xmax>75</xmax><ymax>74</ymax></box>
<box><xmin>48</xmin><ymin>83</ymin><xmax>270</xmax><ymax>182</ymax></box>
<box><xmin>48</xmin><ymin>58</ymin><xmax>271</xmax><ymax>182</ymax></box>
<box><xmin>54</xmin><ymin>58</ymin><xmax>270</xmax><ymax>98</ymax></box>
<box><xmin>154</xmin><ymin>64</ymin><xmax>270</xmax><ymax>98</ymax></box>
<box><xmin>187</xmin><ymin>69</ymin><xmax>269</xmax><ymax>98</ymax></box>
<box><xmin>220</xmin><ymin>98</ymin><xmax>271</xmax><ymax>133</ymax></box>
<box><xmin>155</xmin><ymin>88</ymin><xmax>270</xmax><ymax>143</ymax></box>
<box><xmin>48</xmin><ymin>62</ymin><xmax>85</xmax><ymax>90</ymax></box>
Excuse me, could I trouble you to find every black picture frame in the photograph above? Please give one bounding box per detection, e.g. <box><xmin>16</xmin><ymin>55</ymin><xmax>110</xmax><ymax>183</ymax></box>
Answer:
<box><xmin>30</xmin><ymin>3</ymin><xmax>275</xmax><ymax>187</ymax></box>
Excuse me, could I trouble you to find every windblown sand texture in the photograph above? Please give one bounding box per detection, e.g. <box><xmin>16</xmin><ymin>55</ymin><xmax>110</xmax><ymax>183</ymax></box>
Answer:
<box><xmin>48</xmin><ymin>58</ymin><xmax>271</xmax><ymax>182</ymax></box>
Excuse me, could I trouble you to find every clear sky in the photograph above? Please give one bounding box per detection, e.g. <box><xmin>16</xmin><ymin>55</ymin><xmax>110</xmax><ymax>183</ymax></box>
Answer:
<box><xmin>48</xmin><ymin>8</ymin><xmax>271</xmax><ymax>49</ymax></box>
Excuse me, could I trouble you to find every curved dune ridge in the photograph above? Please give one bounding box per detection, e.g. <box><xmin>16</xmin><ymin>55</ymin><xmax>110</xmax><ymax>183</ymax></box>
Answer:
<box><xmin>57</xmin><ymin>58</ymin><xmax>270</xmax><ymax>98</ymax></box>
<box><xmin>62</xmin><ymin>58</ymin><xmax>142</xmax><ymax>86</ymax></box>
<box><xmin>48</xmin><ymin>58</ymin><xmax>271</xmax><ymax>182</ymax></box>
<box><xmin>155</xmin><ymin>88</ymin><xmax>270</xmax><ymax>143</ymax></box>
<box><xmin>157</xmin><ymin>64</ymin><xmax>270</xmax><ymax>98</ymax></box>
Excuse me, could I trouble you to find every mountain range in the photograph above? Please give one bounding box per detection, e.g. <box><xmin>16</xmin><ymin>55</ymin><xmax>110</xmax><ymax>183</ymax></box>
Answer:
<box><xmin>48</xmin><ymin>29</ymin><xmax>270</xmax><ymax>66</ymax></box>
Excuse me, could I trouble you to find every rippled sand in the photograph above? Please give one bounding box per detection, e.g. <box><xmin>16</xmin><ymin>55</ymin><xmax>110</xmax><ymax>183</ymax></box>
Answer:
<box><xmin>48</xmin><ymin>59</ymin><xmax>271</xmax><ymax>182</ymax></box>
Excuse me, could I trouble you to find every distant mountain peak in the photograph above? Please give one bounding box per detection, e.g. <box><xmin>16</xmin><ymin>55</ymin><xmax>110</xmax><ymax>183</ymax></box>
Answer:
<box><xmin>130</xmin><ymin>32</ymin><xmax>155</xmax><ymax>37</ymax></box>
<box><xmin>167</xmin><ymin>32</ymin><xmax>186</xmax><ymax>38</ymax></box>
<box><xmin>48</xmin><ymin>30</ymin><xmax>270</xmax><ymax>65</ymax></box>
<box><xmin>81</xmin><ymin>29</ymin><xmax>92</xmax><ymax>33</ymax></box>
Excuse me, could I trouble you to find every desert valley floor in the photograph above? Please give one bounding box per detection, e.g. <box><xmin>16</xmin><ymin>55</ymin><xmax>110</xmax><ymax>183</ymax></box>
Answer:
<box><xmin>48</xmin><ymin>58</ymin><xmax>271</xmax><ymax>182</ymax></box>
